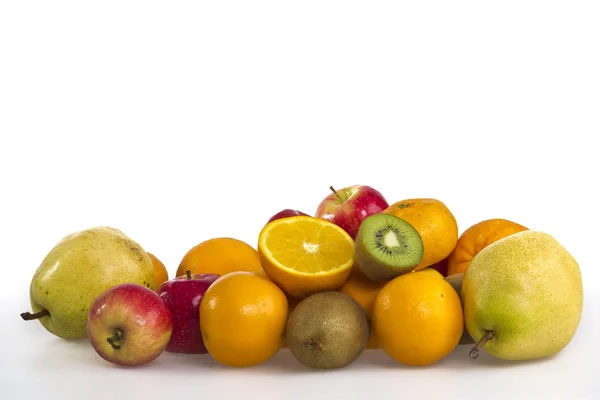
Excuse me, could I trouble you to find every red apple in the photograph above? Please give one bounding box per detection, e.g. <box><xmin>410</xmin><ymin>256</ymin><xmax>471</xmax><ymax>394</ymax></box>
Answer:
<box><xmin>429</xmin><ymin>257</ymin><xmax>449</xmax><ymax>277</ymax></box>
<box><xmin>315</xmin><ymin>185</ymin><xmax>389</xmax><ymax>239</ymax></box>
<box><xmin>87</xmin><ymin>283</ymin><xmax>173</xmax><ymax>366</ymax></box>
<box><xmin>267</xmin><ymin>209</ymin><xmax>309</xmax><ymax>224</ymax></box>
<box><xmin>158</xmin><ymin>270</ymin><xmax>220</xmax><ymax>354</ymax></box>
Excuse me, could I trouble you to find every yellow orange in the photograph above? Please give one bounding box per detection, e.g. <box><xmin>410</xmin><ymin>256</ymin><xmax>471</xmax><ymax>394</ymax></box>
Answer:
<box><xmin>372</xmin><ymin>272</ymin><xmax>463</xmax><ymax>366</ymax></box>
<box><xmin>176</xmin><ymin>237</ymin><xmax>264</xmax><ymax>278</ymax></box>
<box><xmin>339</xmin><ymin>267</ymin><xmax>387</xmax><ymax>349</ymax></box>
<box><xmin>340</xmin><ymin>266</ymin><xmax>443</xmax><ymax>350</ymax></box>
<box><xmin>447</xmin><ymin>218</ymin><xmax>528</xmax><ymax>275</ymax></box>
<box><xmin>257</xmin><ymin>216</ymin><xmax>355</xmax><ymax>298</ymax></box>
<box><xmin>365</xmin><ymin>331</ymin><xmax>380</xmax><ymax>349</ymax></box>
<box><xmin>200</xmin><ymin>271</ymin><xmax>288</xmax><ymax>367</ymax></box>
<box><xmin>339</xmin><ymin>267</ymin><xmax>386</xmax><ymax>319</ymax></box>
<box><xmin>148</xmin><ymin>252</ymin><xmax>169</xmax><ymax>292</ymax></box>
<box><xmin>383</xmin><ymin>198</ymin><xmax>458</xmax><ymax>270</ymax></box>
<box><xmin>415</xmin><ymin>267</ymin><xmax>444</xmax><ymax>280</ymax></box>
<box><xmin>281</xmin><ymin>294</ymin><xmax>302</xmax><ymax>349</ymax></box>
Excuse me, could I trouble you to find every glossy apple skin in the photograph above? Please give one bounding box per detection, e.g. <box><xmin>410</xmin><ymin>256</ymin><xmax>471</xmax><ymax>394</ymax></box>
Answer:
<box><xmin>430</xmin><ymin>257</ymin><xmax>449</xmax><ymax>277</ymax></box>
<box><xmin>158</xmin><ymin>273</ymin><xmax>220</xmax><ymax>354</ymax></box>
<box><xmin>315</xmin><ymin>185</ymin><xmax>389</xmax><ymax>239</ymax></box>
<box><xmin>87</xmin><ymin>283</ymin><xmax>173</xmax><ymax>366</ymax></box>
<box><xmin>267</xmin><ymin>209</ymin><xmax>309</xmax><ymax>224</ymax></box>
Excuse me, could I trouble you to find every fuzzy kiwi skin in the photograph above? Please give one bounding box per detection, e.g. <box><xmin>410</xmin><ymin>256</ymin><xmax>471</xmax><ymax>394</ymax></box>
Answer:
<box><xmin>286</xmin><ymin>291</ymin><xmax>370</xmax><ymax>369</ymax></box>
<box><xmin>354</xmin><ymin>218</ymin><xmax>423</xmax><ymax>282</ymax></box>
<box><xmin>444</xmin><ymin>273</ymin><xmax>475</xmax><ymax>345</ymax></box>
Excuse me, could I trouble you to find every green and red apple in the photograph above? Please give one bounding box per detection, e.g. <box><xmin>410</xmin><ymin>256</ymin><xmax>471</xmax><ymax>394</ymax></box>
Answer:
<box><xmin>87</xmin><ymin>283</ymin><xmax>173</xmax><ymax>366</ymax></box>
<box><xmin>315</xmin><ymin>185</ymin><xmax>389</xmax><ymax>239</ymax></box>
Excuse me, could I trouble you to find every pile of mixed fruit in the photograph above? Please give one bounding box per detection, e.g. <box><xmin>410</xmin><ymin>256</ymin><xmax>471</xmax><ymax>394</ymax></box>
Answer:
<box><xmin>21</xmin><ymin>184</ymin><xmax>584</xmax><ymax>370</ymax></box>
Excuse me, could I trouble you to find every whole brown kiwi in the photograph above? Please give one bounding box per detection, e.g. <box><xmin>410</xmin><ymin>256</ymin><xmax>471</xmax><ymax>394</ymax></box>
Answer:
<box><xmin>286</xmin><ymin>291</ymin><xmax>370</xmax><ymax>369</ymax></box>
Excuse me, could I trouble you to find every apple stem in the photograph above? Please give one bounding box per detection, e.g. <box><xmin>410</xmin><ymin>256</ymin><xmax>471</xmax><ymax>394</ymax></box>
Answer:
<box><xmin>20</xmin><ymin>309</ymin><xmax>50</xmax><ymax>321</ymax></box>
<box><xmin>107</xmin><ymin>328</ymin><xmax>125</xmax><ymax>350</ymax></box>
<box><xmin>469</xmin><ymin>330</ymin><xmax>495</xmax><ymax>359</ymax></box>
<box><xmin>329</xmin><ymin>186</ymin><xmax>342</xmax><ymax>202</ymax></box>
<box><xmin>186</xmin><ymin>270</ymin><xmax>192</xmax><ymax>279</ymax></box>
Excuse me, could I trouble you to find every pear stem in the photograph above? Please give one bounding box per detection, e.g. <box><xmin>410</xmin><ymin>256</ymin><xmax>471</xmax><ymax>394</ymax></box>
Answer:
<box><xmin>107</xmin><ymin>328</ymin><xmax>125</xmax><ymax>350</ymax></box>
<box><xmin>329</xmin><ymin>186</ymin><xmax>342</xmax><ymax>202</ymax></box>
<box><xmin>469</xmin><ymin>330</ymin><xmax>495</xmax><ymax>359</ymax></box>
<box><xmin>186</xmin><ymin>270</ymin><xmax>192</xmax><ymax>279</ymax></box>
<box><xmin>20</xmin><ymin>309</ymin><xmax>50</xmax><ymax>321</ymax></box>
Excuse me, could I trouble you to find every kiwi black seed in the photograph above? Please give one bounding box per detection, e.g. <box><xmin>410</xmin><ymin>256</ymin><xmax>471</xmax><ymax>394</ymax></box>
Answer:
<box><xmin>354</xmin><ymin>213</ymin><xmax>424</xmax><ymax>282</ymax></box>
<box><xmin>286</xmin><ymin>291</ymin><xmax>370</xmax><ymax>370</ymax></box>
<box><xmin>444</xmin><ymin>273</ymin><xmax>475</xmax><ymax>345</ymax></box>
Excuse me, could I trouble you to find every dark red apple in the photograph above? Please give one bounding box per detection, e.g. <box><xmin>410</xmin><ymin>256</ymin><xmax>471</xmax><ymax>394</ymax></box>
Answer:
<box><xmin>158</xmin><ymin>271</ymin><xmax>220</xmax><ymax>354</ymax></box>
<box><xmin>315</xmin><ymin>185</ymin><xmax>389</xmax><ymax>239</ymax></box>
<box><xmin>429</xmin><ymin>257</ymin><xmax>449</xmax><ymax>277</ymax></box>
<box><xmin>87</xmin><ymin>283</ymin><xmax>173</xmax><ymax>366</ymax></box>
<box><xmin>267</xmin><ymin>209</ymin><xmax>310</xmax><ymax>224</ymax></box>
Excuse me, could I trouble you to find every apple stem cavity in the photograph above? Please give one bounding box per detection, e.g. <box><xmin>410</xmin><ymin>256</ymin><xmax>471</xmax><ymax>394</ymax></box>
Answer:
<box><xmin>106</xmin><ymin>328</ymin><xmax>125</xmax><ymax>350</ymax></box>
<box><xmin>469</xmin><ymin>330</ymin><xmax>495</xmax><ymax>359</ymax></box>
<box><xmin>186</xmin><ymin>270</ymin><xmax>192</xmax><ymax>280</ymax></box>
<box><xmin>329</xmin><ymin>186</ymin><xmax>343</xmax><ymax>202</ymax></box>
<box><xmin>20</xmin><ymin>309</ymin><xmax>50</xmax><ymax>321</ymax></box>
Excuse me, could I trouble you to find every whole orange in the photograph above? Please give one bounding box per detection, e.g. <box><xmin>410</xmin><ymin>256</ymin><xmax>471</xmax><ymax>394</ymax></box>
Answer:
<box><xmin>176</xmin><ymin>237</ymin><xmax>264</xmax><ymax>278</ymax></box>
<box><xmin>148</xmin><ymin>252</ymin><xmax>169</xmax><ymax>292</ymax></box>
<box><xmin>200</xmin><ymin>271</ymin><xmax>288</xmax><ymax>367</ymax></box>
<box><xmin>372</xmin><ymin>272</ymin><xmax>463</xmax><ymax>366</ymax></box>
<box><xmin>447</xmin><ymin>218</ymin><xmax>528</xmax><ymax>275</ymax></box>
<box><xmin>282</xmin><ymin>294</ymin><xmax>302</xmax><ymax>348</ymax></box>
<box><xmin>383</xmin><ymin>198</ymin><xmax>458</xmax><ymax>270</ymax></box>
<box><xmin>414</xmin><ymin>267</ymin><xmax>444</xmax><ymax>279</ymax></box>
<box><xmin>339</xmin><ymin>267</ymin><xmax>386</xmax><ymax>319</ymax></box>
<box><xmin>339</xmin><ymin>267</ymin><xmax>387</xmax><ymax>349</ymax></box>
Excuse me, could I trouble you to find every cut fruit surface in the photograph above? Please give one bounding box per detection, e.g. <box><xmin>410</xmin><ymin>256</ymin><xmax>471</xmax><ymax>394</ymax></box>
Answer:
<box><xmin>355</xmin><ymin>213</ymin><xmax>424</xmax><ymax>282</ymax></box>
<box><xmin>258</xmin><ymin>216</ymin><xmax>355</xmax><ymax>298</ymax></box>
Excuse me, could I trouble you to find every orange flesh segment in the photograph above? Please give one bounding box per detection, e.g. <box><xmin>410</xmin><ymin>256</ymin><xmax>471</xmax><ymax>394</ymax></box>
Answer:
<box><xmin>264</xmin><ymin>219</ymin><xmax>354</xmax><ymax>274</ymax></box>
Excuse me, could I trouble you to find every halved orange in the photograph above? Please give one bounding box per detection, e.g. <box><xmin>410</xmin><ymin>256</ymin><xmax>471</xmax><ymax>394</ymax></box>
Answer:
<box><xmin>257</xmin><ymin>216</ymin><xmax>355</xmax><ymax>298</ymax></box>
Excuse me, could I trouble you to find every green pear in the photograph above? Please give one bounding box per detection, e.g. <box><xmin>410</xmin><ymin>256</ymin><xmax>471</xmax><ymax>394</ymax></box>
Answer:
<box><xmin>444</xmin><ymin>273</ymin><xmax>475</xmax><ymax>345</ymax></box>
<box><xmin>462</xmin><ymin>230</ymin><xmax>583</xmax><ymax>361</ymax></box>
<box><xmin>21</xmin><ymin>226</ymin><xmax>155</xmax><ymax>339</ymax></box>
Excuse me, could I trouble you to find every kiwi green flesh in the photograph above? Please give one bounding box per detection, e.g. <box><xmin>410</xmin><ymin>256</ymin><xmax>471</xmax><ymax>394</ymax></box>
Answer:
<box><xmin>355</xmin><ymin>214</ymin><xmax>424</xmax><ymax>282</ymax></box>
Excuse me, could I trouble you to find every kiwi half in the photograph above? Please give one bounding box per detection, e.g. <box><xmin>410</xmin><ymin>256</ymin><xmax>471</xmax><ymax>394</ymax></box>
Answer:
<box><xmin>355</xmin><ymin>213</ymin><xmax>424</xmax><ymax>282</ymax></box>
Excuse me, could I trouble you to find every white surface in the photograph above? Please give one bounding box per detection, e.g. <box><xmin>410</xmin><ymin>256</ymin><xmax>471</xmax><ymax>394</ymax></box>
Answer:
<box><xmin>1</xmin><ymin>1</ymin><xmax>599</xmax><ymax>399</ymax></box>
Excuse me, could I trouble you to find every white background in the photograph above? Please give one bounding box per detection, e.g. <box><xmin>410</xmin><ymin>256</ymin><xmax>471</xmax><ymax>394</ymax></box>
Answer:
<box><xmin>1</xmin><ymin>1</ymin><xmax>599</xmax><ymax>399</ymax></box>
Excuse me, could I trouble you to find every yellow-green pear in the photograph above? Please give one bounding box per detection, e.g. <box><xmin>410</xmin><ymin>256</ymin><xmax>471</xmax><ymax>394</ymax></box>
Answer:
<box><xmin>21</xmin><ymin>226</ymin><xmax>155</xmax><ymax>339</ymax></box>
<box><xmin>462</xmin><ymin>230</ymin><xmax>583</xmax><ymax>361</ymax></box>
